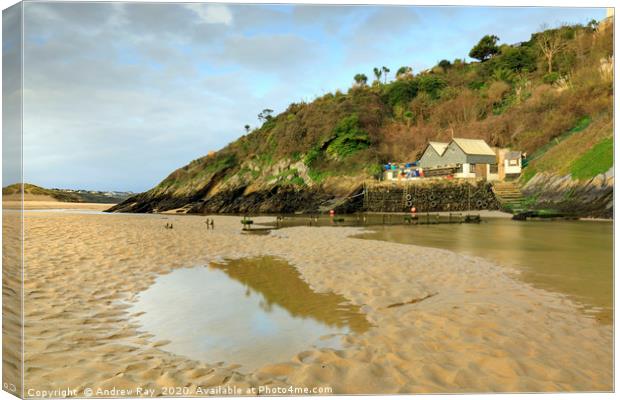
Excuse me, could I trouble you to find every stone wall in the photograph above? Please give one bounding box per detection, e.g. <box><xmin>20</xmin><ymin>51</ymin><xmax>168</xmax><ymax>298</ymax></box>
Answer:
<box><xmin>363</xmin><ymin>180</ymin><xmax>499</xmax><ymax>213</ymax></box>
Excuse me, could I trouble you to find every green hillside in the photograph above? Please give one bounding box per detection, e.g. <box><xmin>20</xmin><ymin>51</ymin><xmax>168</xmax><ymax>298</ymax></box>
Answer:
<box><xmin>110</xmin><ymin>20</ymin><xmax>613</xmax><ymax>214</ymax></box>
<box><xmin>3</xmin><ymin>183</ymin><xmax>133</xmax><ymax>204</ymax></box>
<box><xmin>3</xmin><ymin>183</ymin><xmax>83</xmax><ymax>202</ymax></box>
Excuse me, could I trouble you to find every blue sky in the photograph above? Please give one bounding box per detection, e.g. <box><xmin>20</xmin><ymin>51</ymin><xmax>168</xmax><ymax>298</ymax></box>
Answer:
<box><xmin>4</xmin><ymin>2</ymin><xmax>606</xmax><ymax>191</ymax></box>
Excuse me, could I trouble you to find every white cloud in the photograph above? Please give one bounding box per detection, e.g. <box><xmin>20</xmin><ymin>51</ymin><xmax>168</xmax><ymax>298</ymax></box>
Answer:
<box><xmin>185</xmin><ymin>4</ymin><xmax>233</xmax><ymax>25</ymax></box>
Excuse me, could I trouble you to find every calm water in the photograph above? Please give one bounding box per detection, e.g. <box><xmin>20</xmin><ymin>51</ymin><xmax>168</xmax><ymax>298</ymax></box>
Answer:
<box><xmin>357</xmin><ymin>218</ymin><xmax>613</xmax><ymax>323</ymax></box>
<box><xmin>130</xmin><ymin>257</ymin><xmax>370</xmax><ymax>371</ymax></box>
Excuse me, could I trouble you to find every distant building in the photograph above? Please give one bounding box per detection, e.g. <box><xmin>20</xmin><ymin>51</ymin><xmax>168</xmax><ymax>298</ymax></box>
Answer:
<box><xmin>383</xmin><ymin>138</ymin><xmax>522</xmax><ymax>182</ymax></box>
<box><xmin>418</xmin><ymin>141</ymin><xmax>448</xmax><ymax>169</ymax></box>
<box><xmin>419</xmin><ymin>138</ymin><xmax>498</xmax><ymax>179</ymax></box>
<box><xmin>495</xmin><ymin>148</ymin><xmax>522</xmax><ymax>181</ymax></box>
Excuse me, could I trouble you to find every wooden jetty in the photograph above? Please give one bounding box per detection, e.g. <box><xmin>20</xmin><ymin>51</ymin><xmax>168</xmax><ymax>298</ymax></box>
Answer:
<box><xmin>403</xmin><ymin>212</ymin><xmax>481</xmax><ymax>225</ymax></box>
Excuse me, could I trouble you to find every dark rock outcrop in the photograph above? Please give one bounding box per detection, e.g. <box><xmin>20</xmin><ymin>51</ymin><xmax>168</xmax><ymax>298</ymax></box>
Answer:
<box><xmin>106</xmin><ymin>185</ymin><xmax>365</xmax><ymax>215</ymax></box>
<box><xmin>521</xmin><ymin>169</ymin><xmax>613</xmax><ymax>218</ymax></box>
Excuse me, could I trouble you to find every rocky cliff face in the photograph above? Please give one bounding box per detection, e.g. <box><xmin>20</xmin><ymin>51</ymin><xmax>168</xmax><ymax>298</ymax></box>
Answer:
<box><xmin>521</xmin><ymin>169</ymin><xmax>613</xmax><ymax>218</ymax></box>
<box><xmin>106</xmin><ymin>157</ymin><xmax>366</xmax><ymax>214</ymax></box>
<box><xmin>107</xmin><ymin>186</ymin><xmax>363</xmax><ymax>215</ymax></box>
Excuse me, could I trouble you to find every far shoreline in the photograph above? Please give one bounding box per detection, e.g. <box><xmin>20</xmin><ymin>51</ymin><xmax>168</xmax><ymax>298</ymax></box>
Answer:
<box><xmin>3</xmin><ymin>200</ymin><xmax>116</xmax><ymax>211</ymax></box>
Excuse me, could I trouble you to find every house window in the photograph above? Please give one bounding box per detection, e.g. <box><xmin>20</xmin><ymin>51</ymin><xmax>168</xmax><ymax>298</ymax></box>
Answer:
<box><xmin>489</xmin><ymin>164</ymin><xmax>498</xmax><ymax>173</ymax></box>
<box><xmin>509</xmin><ymin>159</ymin><xmax>518</xmax><ymax>166</ymax></box>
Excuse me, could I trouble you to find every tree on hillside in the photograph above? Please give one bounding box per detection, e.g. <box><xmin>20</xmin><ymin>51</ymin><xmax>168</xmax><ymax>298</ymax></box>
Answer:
<box><xmin>353</xmin><ymin>73</ymin><xmax>368</xmax><ymax>87</ymax></box>
<box><xmin>438</xmin><ymin>59</ymin><xmax>452</xmax><ymax>70</ymax></box>
<box><xmin>258</xmin><ymin>109</ymin><xmax>273</xmax><ymax>122</ymax></box>
<box><xmin>396</xmin><ymin>66</ymin><xmax>413</xmax><ymax>79</ymax></box>
<box><xmin>586</xmin><ymin>19</ymin><xmax>599</xmax><ymax>31</ymax></box>
<box><xmin>373</xmin><ymin>67</ymin><xmax>382</xmax><ymax>83</ymax></box>
<box><xmin>536</xmin><ymin>26</ymin><xmax>567</xmax><ymax>73</ymax></box>
<box><xmin>382</xmin><ymin>66</ymin><xmax>390</xmax><ymax>83</ymax></box>
<box><xmin>469</xmin><ymin>35</ymin><xmax>500</xmax><ymax>61</ymax></box>
<box><xmin>244</xmin><ymin>124</ymin><xmax>250</xmax><ymax>133</ymax></box>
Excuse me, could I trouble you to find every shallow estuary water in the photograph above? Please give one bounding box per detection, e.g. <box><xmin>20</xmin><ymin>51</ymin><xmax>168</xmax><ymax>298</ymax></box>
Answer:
<box><xmin>262</xmin><ymin>214</ymin><xmax>612</xmax><ymax>323</ymax></box>
<box><xmin>356</xmin><ymin>218</ymin><xmax>613</xmax><ymax>323</ymax></box>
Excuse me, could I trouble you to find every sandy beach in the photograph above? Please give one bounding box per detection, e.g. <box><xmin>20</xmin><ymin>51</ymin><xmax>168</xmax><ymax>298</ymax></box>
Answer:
<box><xmin>6</xmin><ymin>206</ymin><xmax>612</xmax><ymax>395</ymax></box>
<box><xmin>3</xmin><ymin>200</ymin><xmax>113</xmax><ymax>211</ymax></box>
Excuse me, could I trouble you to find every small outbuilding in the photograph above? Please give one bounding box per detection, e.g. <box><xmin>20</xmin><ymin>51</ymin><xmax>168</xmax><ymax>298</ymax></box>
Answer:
<box><xmin>495</xmin><ymin>149</ymin><xmax>523</xmax><ymax>180</ymax></box>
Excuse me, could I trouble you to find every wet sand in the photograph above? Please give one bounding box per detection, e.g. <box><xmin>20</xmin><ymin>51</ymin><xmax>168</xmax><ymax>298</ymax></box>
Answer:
<box><xmin>357</xmin><ymin>219</ymin><xmax>613</xmax><ymax>324</ymax></box>
<box><xmin>11</xmin><ymin>209</ymin><xmax>613</xmax><ymax>395</ymax></box>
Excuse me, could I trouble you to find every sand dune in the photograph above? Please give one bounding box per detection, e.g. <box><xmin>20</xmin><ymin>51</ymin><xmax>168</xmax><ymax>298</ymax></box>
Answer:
<box><xmin>8</xmin><ymin>210</ymin><xmax>612</xmax><ymax>395</ymax></box>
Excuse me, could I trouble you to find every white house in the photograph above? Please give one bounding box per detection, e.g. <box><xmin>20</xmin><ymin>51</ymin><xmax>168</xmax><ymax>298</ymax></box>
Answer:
<box><xmin>495</xmin><ymin>149</ymin><xmax>522</xmax><ymax>180</ymax></box>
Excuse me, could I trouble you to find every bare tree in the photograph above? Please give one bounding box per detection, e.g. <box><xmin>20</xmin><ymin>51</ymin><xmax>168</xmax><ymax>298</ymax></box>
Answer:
<box><xmin>258</xmin><ymin>109</ymin><xmax>274</xmax><ymax>122</ymax></box>
<box><xmin>537</xmin><ymin>25</ymin><xmax>567</xmax><ymax>73</ymax></box>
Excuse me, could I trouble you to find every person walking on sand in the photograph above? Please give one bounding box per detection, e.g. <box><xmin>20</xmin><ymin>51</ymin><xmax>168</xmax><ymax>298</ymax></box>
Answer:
<box><xmin>210</xmin><ymin>219</ymin><xmax>214</xmax><ymax>229</ymax></box>
<box><xmin>205</xmin><ymin>218</ymin><xmax>210</xmax><ymax>229</ymax></box>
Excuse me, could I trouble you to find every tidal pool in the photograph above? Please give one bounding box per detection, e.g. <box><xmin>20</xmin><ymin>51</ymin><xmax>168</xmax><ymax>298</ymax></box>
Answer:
<box><xmin>130</xmin><ymin>256</ymin><xmax>370</xmax><ymax>371</ymax></box>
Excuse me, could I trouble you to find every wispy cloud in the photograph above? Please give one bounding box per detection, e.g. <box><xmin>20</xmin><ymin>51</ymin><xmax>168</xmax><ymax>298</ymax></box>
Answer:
<box><xmin>185</xmin><ymin>3</ymin><xmax>233</xmax><ymax>25</ymax></box>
